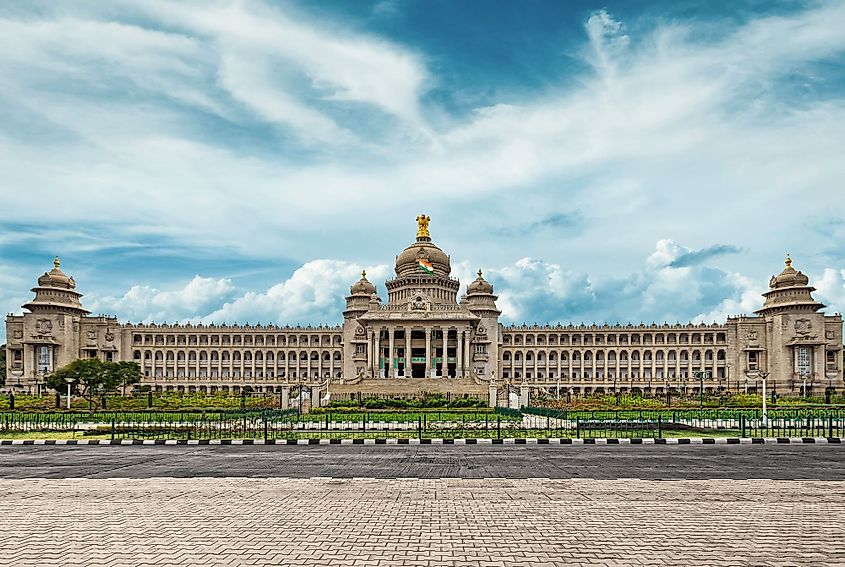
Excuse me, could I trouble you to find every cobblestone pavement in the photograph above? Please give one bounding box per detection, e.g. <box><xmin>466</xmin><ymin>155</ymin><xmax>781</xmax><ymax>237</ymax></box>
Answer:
<box><xmin>2</xmin><ymin>477</ymin><xmax>844</xmax><ymax>566</ymax></box>
<box><xmin>3</xmin><ymin>444</ymin><xmax>845</xmax><ymax>479</ymax></box>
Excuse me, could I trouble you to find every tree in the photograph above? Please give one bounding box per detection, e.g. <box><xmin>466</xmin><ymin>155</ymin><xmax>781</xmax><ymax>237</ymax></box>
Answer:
<box><xmin>0</xmin><ymin>344</ymin><xmax>6</xmax><ymax>387</ymax></box>
<box><xmin>45</xmin><ymin>359</ymin><xmax>141</xmax><ymax>404</ymax></box>
<box><xmin>113</xmin><ymin>361</ymin><xmax>142</xmax><ymax>395</ymax></box>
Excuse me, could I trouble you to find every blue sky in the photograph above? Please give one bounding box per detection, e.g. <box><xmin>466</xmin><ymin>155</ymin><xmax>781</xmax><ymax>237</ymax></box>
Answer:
<box><xmin>2</xmin><ymin>0</ymin><xmax>845</xmax><ymax>341</ymax></box>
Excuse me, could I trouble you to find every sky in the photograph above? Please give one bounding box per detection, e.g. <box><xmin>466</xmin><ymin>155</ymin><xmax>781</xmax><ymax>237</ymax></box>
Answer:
<box><xmin>2</xmin><ymin>0</ymin><xmax>845</xmax><ymax>342</ymax></box>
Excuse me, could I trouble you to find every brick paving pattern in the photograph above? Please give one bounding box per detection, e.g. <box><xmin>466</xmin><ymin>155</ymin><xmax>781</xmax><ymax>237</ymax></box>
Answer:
<box><xmin>1</xmin><ymin>477</ymin><xmax>844</xmax><ymax>566</ymax></box>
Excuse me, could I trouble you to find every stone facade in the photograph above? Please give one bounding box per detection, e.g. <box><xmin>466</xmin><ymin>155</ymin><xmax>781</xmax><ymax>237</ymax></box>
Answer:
<box><xmin>4</xmin><ymin>217</ymin><xmax>844</xmax><ymax>399</ymax></box>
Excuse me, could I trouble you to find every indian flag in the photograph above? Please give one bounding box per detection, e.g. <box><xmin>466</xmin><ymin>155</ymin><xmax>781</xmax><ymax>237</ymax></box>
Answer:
<box><xmin>418</xmin><ymin>259</ymin><xmax>434</xmax><ymax>274</ymax></box>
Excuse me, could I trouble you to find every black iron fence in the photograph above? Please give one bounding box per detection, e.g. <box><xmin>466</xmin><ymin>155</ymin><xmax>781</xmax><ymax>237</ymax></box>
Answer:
<box><xmin>1</xmin><ymin>408</ymin><xmax>845</xmax><ymax>440</ymax></box>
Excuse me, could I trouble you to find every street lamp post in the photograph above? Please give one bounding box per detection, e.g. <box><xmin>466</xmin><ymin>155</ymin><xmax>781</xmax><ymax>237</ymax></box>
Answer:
<box><xmin>726</xmin><ymin>363</ymin><xmax>732</xmax><ymax>392</ymax></box>
<box><xmin>64</xmin><ymin>377</ymin><xmax>74</xmax><ymax>410</ymax></box>
<box><xmin>693</xmin><ymin>371</ymin><xmax>711</xmax><ymax>408</ymax></box>
<box><xmin>750</xmin><ymin>371</ymin><xmax>770</xmax><ymax>428</ymax></box>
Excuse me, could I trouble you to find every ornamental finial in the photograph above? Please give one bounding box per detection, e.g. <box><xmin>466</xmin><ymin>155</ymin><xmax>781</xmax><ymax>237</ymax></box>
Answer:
<box><xmin>361</xmin><ymin>269</ymin><xmax>367</xmax><ymax>278</ymax></box>
<box><xmin>785</xmin><ymin>254</ymin><xmax>792</xmax><ymax>270</ymax></box>
<box><xmin>53</xmin><ymin>256</ymin><xmax>60</xmax><ymax>269</ymax></box>
<box><xmin>477</xmin><ymin>269</ymin><xmax>483</xmax><ymax>279</ymax></box>
<box><xmin>416</xmin><ymin>213</ymin><xmax>431</xmax><ymax>239</ymax></box>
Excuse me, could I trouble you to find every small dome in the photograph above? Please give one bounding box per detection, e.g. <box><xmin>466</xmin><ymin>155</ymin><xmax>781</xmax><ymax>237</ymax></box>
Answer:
<box><xmin>37</xmin><ymin>257</ymin><xmax>75</xmax><ymax>289</ymax></box>
<box><xmin>467</xmin><ymin>269</ymin><xmax>493</xmax><ymax>294</ymax></box>
<box><xmin>350</xmin><ymin>270</ymin><xmax>376</xmax><ymax>295</ymax></box>
<box><xmin>769</xmin><ymin>255</ymin><xmax>810</xmax><ymax>289</ymax></box>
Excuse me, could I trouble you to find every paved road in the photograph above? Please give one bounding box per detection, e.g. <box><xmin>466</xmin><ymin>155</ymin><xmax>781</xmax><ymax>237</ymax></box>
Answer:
<box><xmin>1</xmin><ymin>444</ymin><xmax>844</xmax><ymax>479</ymax></box>
<box><xmin>2</xmin><ymin>476</ymin><xmax>843</xmax><ymax>566</ymax></box>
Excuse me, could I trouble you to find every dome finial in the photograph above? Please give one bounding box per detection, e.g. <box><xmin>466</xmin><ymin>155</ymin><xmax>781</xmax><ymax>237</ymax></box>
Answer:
<box><xmin>477</xmin><ymin>269</ymin><xmax>483</xmax><ymax>278</ymax></box>
<box><xmin>53</xmin><ymin>256</ymin><xmax>60</xmax><ymax>269</ymax></box>
<box><xmin>361</xmin><ymin>269</ymin><xmax>367</xmax><ymax>278</ymax></box>
<box><xmin>785</xmin><ymin>254</ymin><xmax>792</xmax><ymax>270</ymax></box>
<box><xmin>416</xmin><ymin>213</ymin><xmax>431</xmax><ymax>239</ymax></box>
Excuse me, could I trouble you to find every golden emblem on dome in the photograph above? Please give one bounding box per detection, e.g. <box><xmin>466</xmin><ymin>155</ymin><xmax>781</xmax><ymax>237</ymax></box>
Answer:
<box><xmin>785</xmin><ymin>254</ymin><xmax>793</xmax><ymax>270</ymax></box>
<box><xmin>416</xmin><ymin>214</ymin><xmax>431</xmax><ymax>238</ymax></box>
<box><xmin>53</xmin><ymin>256</ymin><xmax>60</xmax><ymax>270</ymax></box>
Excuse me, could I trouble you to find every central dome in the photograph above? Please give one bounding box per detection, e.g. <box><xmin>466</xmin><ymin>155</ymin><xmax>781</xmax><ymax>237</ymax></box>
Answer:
<box><xmin>394</xmin><ymin>214</ymin><xmax>451</xmax><ymax>278</ymax></box>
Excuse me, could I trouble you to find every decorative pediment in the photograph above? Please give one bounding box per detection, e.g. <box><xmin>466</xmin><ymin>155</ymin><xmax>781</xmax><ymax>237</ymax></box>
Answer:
<box><xmin>408</xmin><ymin>290</ymin><xmax>433</xmax><ymax>312</ymax></box>
<box><xmin>35</xmin><ymin>319</ymin><xmax>53</xmax><ymax>336</ymax></box>
<box><xmin>794</xmin><ymin>318</ymin><xmax>812</xmax><ymax>336</ymax></box>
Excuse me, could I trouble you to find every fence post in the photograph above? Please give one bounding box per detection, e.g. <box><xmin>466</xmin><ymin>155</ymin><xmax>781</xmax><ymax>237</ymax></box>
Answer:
<box><xmin>418</xmin><ymin>416</ymin><xmax>422</xmax><ymax>439</ymax></box>
<box><xmin>576</xmin><ymin>417</ymin><xmax>580</xmax><ymax>439</ymax></box>
<box><xmin>148</xmin><ymin>390</ymin><xmax>153</xmax><ymax>408</ymax></box>
<box><xmin>9</xmin><ymin>394</ymin><xmax>13</xmax><ymax>411</ymax></box>
<box><xmin>111</xmin><ymin>417</ymin><xmax>115</xmax><ymax>441</ymax></box>
<box><xmin>497</xmin><ymin>415</ymin><xmax>501</xmax><ymax>439</ymax></box>
<box><xmin>657</xmin><ymin>416</ymin><xmax>662</xmax><ymax>439</ymax></box>
<box><xmin>828</xmin><ymin>417</ymin><xmax>833</xmax><ymax>439</ymax></box>
<box><xmin>264</xmin><ymin>417</ymin><xmax>268</xmax><ymax>442</ymax></box>
<box><xmin>740</xmin><ymin>415</ymin><xmax>746</xmax><ymax>438</ymax></box>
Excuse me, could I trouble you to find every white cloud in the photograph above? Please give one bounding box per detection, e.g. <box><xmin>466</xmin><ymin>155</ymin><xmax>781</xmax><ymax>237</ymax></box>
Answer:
<box><xmin>488</xmin><ymin>240</ymin><xmax>764</xmax><ymax>325</ymax></box>
<box><xmin>1</xmin><ymin>1</ymin><xmax>845</xmax><ymax>324</ymax></box>
<box><xmin>46</xmin><ymin>241</ymin><xmax>841</xmax><ymax>340</ymax></box>
<box><xmin>814</xmin><ymin>268</ymin><xmax>845</xmax><ymax>316</ymax></box>
<box><xmin>201</xmin><ymin>260</ymin><xmax>391</xmax><ymax>325</ymax></box>
<box><xmin>87</xmin><ymin>276</ymin><xmax>237</xmax><ymax>323</ymax></box>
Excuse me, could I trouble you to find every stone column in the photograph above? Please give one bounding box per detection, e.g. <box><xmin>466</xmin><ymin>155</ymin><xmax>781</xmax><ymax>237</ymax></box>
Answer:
<box><xmin>425</xmin><ymin>328</ymin><xmax>432</xmax><ymax>379</ymax></box>
<box><xmin>281</xmin><ymin>387</ymin><xmax>289</xmax><ymax>409</ymax></box>
<box><xmin>456</xmin><ymin>330</ymin><xmax>463</xmax><ymax>379</ymax></box>
<box><xmin>519</xmin><ymin>385</ymin><xmax>529</xmax><ymax>408</ymax></box>
<box><xmin>311</xmin><ymin>384</ymin><xmax>321</xmax><ymax>409</ymax></box>
<box><xmin>388</xmin><ymin>328</ymin><xmax>395</xmax><ymax>379</ymax></box>
<box><xmin>463</xmin><ymin>329</ymin><xmax>470</xmax><ymax>378</ymax></box>
<box><xmin>366</xmin><ymin>328</ymin><xmax>373</xmax><ymax>379</ymax></box>
<box><xmin>374</xmin><ymin>329</ymin><xmax>382</xmax><ymax>378</ymax></box>
<box><xmin>405</xmin><ymin>330</ymin><xmax>411</xmax><ymax>378</ymax></box>
<box><xmin>488</xmin><ymin>385</ymin><xmax>497</xmax><ymax>408</ymax></box>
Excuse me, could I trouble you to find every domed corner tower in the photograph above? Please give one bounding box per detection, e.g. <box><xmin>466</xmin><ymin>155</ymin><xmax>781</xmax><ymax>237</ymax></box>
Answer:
<box><xmin>7</xmin><ymin>257</ymin><xmax>90</xmax><ymax>390</ymax></box>
<box><xmin>341</xmin><ymin>270</ymin><xmax>380</xmax><ymax>381</ymax></box>
<box><xmin>386</xmin><ymin>214</ymin><xmax>460</xmax><ymax>307</ymax></box>
<box><xmin>462</xmin><ymin>269</ymin><xmax>502</xmax><ymax>381</ymax></box>
<box><xmin>732</xmin><ymin>254</ymin><xmax>843</xmax><ymax>394</ymax></box>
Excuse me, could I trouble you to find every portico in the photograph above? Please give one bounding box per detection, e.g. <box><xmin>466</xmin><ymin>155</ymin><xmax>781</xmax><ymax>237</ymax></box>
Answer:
<box><xmin>340</xmin><ymin>214</ymin><xmax>500</xmax><ymax>391</ymax></box>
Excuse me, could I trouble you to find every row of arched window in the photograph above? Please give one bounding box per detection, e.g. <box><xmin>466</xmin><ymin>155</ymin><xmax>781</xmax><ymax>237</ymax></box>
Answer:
<box><xmin>133</xmin><ymin>334</ymin><xmax>342</xmax><ymax>347</ymax></box>
<box><xmin>502</xmin><ymin>349</ymin><xmax>727</xmax><ymax>363</ymax></box>
<box><xmin>502</xmin><ymin>332</ymin><xmax>727</xmax><ymax>346</ymax></box>
<box><xmin>134</xmin><ymin>350</ymin><xmax>342</xmax><ymax>364</ymax></box>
